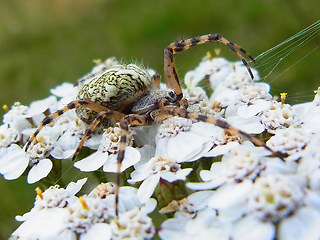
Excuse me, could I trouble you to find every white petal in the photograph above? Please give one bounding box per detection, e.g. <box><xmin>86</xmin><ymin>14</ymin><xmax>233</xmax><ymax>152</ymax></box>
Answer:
<box><xmin>138</xmin><ymin>174</ymin><xmax>160</xmax><ymax>203</ymax></box>
<box><xmin>74</xmin><ymin>151</ymin><xmax>107</xmax><ymax>172</ymax></box>
<box><xmin>227</xmin><ymin>116</ymin><xmax>265</xmax><ymax>134</ymax></box>
<box><xmin>187</xmin><ymin>179</ymin><xmax>225</xmax><ymax>190</ymax></box>
<box><xmin>187</xmin><ymin>191</ymin><xmax>214</xmax><ymax>211</ymax></box>
<box><xmin>184</xmin><ymin>209</ymin><xmax>228</xmax><ymax>238</ymax></box>
<box><xmin>129</xmin><ymin>156</ymin><xmax>156</xmax><ymax>184</ymax></box>
<box><xmin>27</xmin><ymin>159</ymin><xmax>53</xmax><ymax>184</ymax></box>
<box><xmin>84</xmin><ymin>134</ymin><xmax>102</xmax><ymax>149</ymax></box>
<box><xmin>156</xmin><ymin>132</ymin><xmax>209</xmax><ymax>163</ymax></box>
<box><xmin>212</xmin><ymin>88</ymin><xmax>239</xmax><ymax>106</ymax></box>
<box><xmin>237</xmin><ymin>100</ymin><xmax>271</xmax><ymax>118</ymax></box>
<box><xmin>278</xmin><ymin>206</ymin><xmax>320</xmax><ymax>240</ymax></box>
<box><xmin>31</xmin><ymin>113</ymin><xmax>47</xmax><ymax>127</ymax></box>
<box><xmin>65</xmin><ymin>178</ymin><xmax>88</xmax><ymax>195</ymax></box>
<box><xmin>128</xmin><ymin>165</ymin><xmax>153</xmax><ymax>183</ymax></box>
<box><xmin>7</xmin><ymin>117</ymin><xmax>32</xmax><ymax>133</ymax></box>
<box><xmin>103</xmin><ymin>147</ymin><xmax>140</xmax><ymax>173</ymax></box>
<box><xmin>218</xmin><ymin>205</ymin><xmax>247</xmax><ymax>223</ymax></box>
<box><xmin>117</xmin><ymin>187</ymin><xmax>141</xmax><ymax>211</ymax></box>
<box><xmin>55</xmin><ymin>230</ymin><xmax>77</xmax><ymax>240</ymax></box>
<box><xmin>11</xmin><ymin>208</ymin><xmax>69</xmax><ymax>239</ymax></box>
<box><xmin>161</xmin><ymin>168</ymin><xmax>193</xmax><ymax>182</ymax></box>
<box><xmin>190</xmin><ymin>122</ymin><xmax>222</xmax><ymax>138</ymax></box>
<box><xmin>303</xmin><ymin>112</ymin><xmax>320</xmax><ymax>131</ymax></box>
<box><xmin>50</xmin><ymin>82</ymin><xmax>75</xmax><ymax>97</ymax></box>
<box><xmin>292</xmin><ymin>102</ymin><xmax>312</xmax><ymax>116</ymax></box>
<box><xmin>58</xmin><ymin>130</ymin><xmax>79</xmax><ymax>149</ymax></box>
<box><xmin>141</xmin><ymin>198</ymin><xmax>157</xmax><ymax>214</ymax></box>
<box><xmin>232</xmin><ymin>215</ymin><xmax>275</xmax><ymax>240</ymax></box>
<box><xmin>187</xmin><ymin>164</ymin><xmax>225</xmax><ymax>190</ymax></box>
<box><xmin>51</xmin><ymin>146</ymin><xmax>76</xmax><ymax>159</ymax></box>
<box><xmin>0</xmin><ymin>144</ymin><xmax>29</xmax><ymax>180</ymax></box>
<box><xmin>80</xmin><ymin>223</ymin><xmax>111</xmax><ymax>240</ymax></box>
<box><xmin>209</xmin><ymin>180</ymin><xmax>252</xmax><ymax>209</ymax></box>
<box><xmin>205</xmin><ymin>142</ymin><xmax>239</xmax><ymax>157</ymax></box>
<box><xmin>51</xmin><ymin>131</ymin><xmax>78</xmax><ymax>159</ymax></box>
<box><xmin>27</xmin><ymin>96</ymin><xmax>58</xmax><ymax>117</ymax></box>
<box><xmin>159</xmin><ymin>218</ymin><xmax>190</xmax><ymax>240</ymax></box>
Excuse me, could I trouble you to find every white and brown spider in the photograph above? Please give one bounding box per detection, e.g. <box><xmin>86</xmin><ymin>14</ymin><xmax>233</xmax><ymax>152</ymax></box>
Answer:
<box><xmin>25</xmin><ymin>34</ymin><xmax>281</xmax><ymax>217</ymax></box>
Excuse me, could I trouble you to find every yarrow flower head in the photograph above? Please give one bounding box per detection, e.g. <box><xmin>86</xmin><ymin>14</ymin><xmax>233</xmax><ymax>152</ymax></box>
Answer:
<box><xmin>11</xmin><ymin>178</ymin><xmax>156</xmax><ymax>240</ymax></box>
<box><xmin>260</xmin><ymin>100</ymin><xmax>298</xmax><ymax>134</ymax></box>
<box><xmin>74</xmin><ymin>123</ymin><xmax>140</xmax><ymax>172</ymax></box>
<box><xmin>2</xmin><ymin>55</ymin><xmax>320</xmax><ymax>240</ymax></box>
<box><xmin>187</xmin><ymin>141</ymin><xmax>271</xmax><ymax>190</ymax></box>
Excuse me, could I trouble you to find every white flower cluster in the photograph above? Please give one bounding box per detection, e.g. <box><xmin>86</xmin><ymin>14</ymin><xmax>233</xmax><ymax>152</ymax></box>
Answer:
<box><xmin>10</xmin><ymin>178</ymin><xmax>156</xmax><ymax>240</ymax></box>
<box><xmin>159</xmin><ymin>58</ymin><xmax>320</xmax><ymax>240</ymax></box>
<box><xmin>1</xmin><ymin>56</ymin><xmax>320</xmax><ymax>239</ymax></box>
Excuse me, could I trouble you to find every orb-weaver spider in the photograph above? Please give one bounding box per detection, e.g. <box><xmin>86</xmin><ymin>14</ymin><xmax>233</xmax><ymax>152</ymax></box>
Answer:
<box><xmin>25</xmin><ymin>33</ymin><xmax>280</xmax><ymax>217</ymax></box>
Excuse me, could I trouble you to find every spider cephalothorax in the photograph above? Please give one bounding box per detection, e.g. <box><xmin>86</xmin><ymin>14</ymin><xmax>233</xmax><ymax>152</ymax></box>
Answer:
<box><xmin>25</xmin><ymin>33</ymin><xmax>280</xmax><ymax>217</ymax></box>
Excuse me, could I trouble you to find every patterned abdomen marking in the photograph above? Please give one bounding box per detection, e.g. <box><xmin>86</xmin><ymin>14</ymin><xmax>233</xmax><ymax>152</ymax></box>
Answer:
<box><xmin>76</xmin><ymin>64</ymin><xmax>152</xmax><ymax>126</ymax></box>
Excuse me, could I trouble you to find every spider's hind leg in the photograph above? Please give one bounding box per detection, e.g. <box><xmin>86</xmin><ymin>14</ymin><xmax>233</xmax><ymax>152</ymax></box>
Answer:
<box><xmin>77</xmin><ymin>111</ymin><xmax>151</xmax><ymax>218</ymax></box>
<box><xmin>115</xmin><ymin>114</ymin><xmax>150</xmax><ymax>218</ymax></box>
<box><xmin>25</xmin><ymin>99</ymin><xmax>118</xmax><ymax>152</ymax></box>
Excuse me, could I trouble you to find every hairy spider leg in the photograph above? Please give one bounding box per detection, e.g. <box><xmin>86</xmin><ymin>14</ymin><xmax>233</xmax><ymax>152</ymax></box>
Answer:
<box><xmin>112</xmin><ymin>107</ymin><xmax>284</xmax><ymax>217</ymax></box>
<box><xmin>72</xmin><ymin>109</ymin><xmax>126</xmax><ymax>160</ymax></box>
<box><xmin>152</xmin><ymin>73</ymin><xmax>161</xmax><ymax>89</ymax></box>
<box><xmin>73</xmin><ymin>109</ymin><xmax>150</xmax><ymax>218</ymax></box>
<box><xmin>164</xmin><ymin>33</ymin><xmax>255</xmax><ymax>103</ymax></box>
<box><xmin>116</xmin><ymin>115</ymin><xmax>150</xmax><ymax>217</ymax></box>
<box><xmin>24</xmin><ymin>99</ymin><xmax>123</xmax><ymax>152</ymax></box>
<box><xmin>152</xmin><ymin>106</ymin><xmax>284</xmax><ymax>159</ymax></box>
<box><xmin>230</xmin><ymin>41</ymin><xmax>255</xmax><ymax>62</ymax></box>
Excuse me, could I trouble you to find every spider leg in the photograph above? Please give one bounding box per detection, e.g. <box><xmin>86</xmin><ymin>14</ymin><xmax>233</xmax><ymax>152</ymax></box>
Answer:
<box><xmin>152</xmin><ymin>73</ymin><xmax>161</xmax><ymax>89</ymax></box>
<box><xmin>24</xmin><ymin>99</ymin><xmax>122</xmax><ymax>152</ymax></box>
<box><xmin>72</xmin><ymin>109</ymin><xmax>126</xmax><ymax>160</ymax></box>
<box><xmin>115</xmin><ymin>114</ymin><xmax>150</xmax><ymax>218</ymax></box>
<box><xmin>164</xmin><ymin>34</ymin><xmax>255</xmax><ymax>102</ymax></box>
<box><xmin>152</xmin><ymin>106</ymin><xmax>284</xmax><ymax>160</ymax></box>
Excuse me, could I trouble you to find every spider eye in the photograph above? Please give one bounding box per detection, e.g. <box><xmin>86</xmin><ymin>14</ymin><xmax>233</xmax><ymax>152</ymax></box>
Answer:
<box><xmin>169</xmin><ymin>90</ymin><xmax>176</xmax><ymax>98</ymax></box>
<box><xmin>166</xmin><ymin>90</ymin><xmax>177</xmax><ymax>102</ymax></box>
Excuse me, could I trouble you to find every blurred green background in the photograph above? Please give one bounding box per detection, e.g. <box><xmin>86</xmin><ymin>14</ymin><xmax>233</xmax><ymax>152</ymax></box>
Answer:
<box><xmin>0</xmin><ymin>0</ymin><xmax>319</xmax><ymax>238</ymax></box>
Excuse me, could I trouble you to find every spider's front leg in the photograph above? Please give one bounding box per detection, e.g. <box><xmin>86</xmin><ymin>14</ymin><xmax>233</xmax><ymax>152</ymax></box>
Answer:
<box><xmin>164</xmin><ymin>34</ymin><xmax>255</xmax><ymax>105</ymax></box>
<box><xmin>72</xmin><ymin>109</ymin><xmax>126</xmax><ymax>160</ymax></box>
<box><xmin>152</xmin><ymin>106</ymin><xmax>285</xmax><ymax>160</ymax></box>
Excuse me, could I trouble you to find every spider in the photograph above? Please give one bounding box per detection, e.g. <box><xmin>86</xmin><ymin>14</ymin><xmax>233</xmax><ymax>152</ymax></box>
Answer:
<box><xmin>25</xmin><ymin>33</ymin><xmax>281</xmax><ymax>218</ymax></box>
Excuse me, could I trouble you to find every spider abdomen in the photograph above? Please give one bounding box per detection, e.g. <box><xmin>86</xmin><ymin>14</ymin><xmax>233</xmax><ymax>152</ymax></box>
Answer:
<box><xmin>75</xmin><ymin>64</ymin><xmax>152</xmax><ymax>126</ymax></box>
